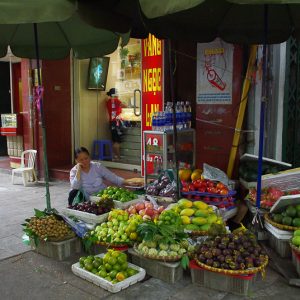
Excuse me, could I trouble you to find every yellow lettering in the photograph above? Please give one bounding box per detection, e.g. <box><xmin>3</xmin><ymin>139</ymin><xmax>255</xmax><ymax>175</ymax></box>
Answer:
<box><xmin>143</xmin><ymin>69</ymin><xmax>148</xmax><ymax>92</ymax></box>
<box><xmin>148</xmin><ymin>69</ymin><xmax>152</xmax><ymax>92</ymax></box>
<box><xmin>152</xmin><ymin>68</ymin><xmax>156</xmax><ymax>94</ymax></box>
<box><xmin>152</xmin><ymin>35</ymin><xmax>157</xmax><ymax>56</ymax></box>
<box><xmin>157</xmin><ymin>68</ymin><xmax>161</xmax><ymax>92</ymax></box>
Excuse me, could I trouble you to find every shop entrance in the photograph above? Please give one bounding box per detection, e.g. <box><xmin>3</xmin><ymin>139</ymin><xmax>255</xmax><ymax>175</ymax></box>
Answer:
<box><xmin>0</xmin><ymin>62</ymin><xmax>11</xmax><ymax>156</ymax></box>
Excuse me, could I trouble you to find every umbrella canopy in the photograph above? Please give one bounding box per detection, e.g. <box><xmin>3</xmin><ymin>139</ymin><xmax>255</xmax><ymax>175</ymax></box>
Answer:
<box><xmin>0</xmin><ymin>0</ymin><xmax>130</xmax><ymax>211</ymax></box>
<box><xmin>139</xmin><ymin>0</ymin><xmax>300</xmax><ymax>44</ymax></box>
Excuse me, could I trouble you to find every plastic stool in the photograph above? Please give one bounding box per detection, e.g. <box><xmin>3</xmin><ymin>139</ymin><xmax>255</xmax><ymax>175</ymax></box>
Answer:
<box><xmin>92</xmin><ymin>140</ymin><xmax>113</xmax><ymax>160</ymax></box>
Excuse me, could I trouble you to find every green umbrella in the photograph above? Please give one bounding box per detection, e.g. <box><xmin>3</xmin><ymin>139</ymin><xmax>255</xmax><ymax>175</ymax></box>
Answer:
<box><xmin>0</xmin><ymin>0</ymin><xmax>129</xmax><ymax>211</ymax></box>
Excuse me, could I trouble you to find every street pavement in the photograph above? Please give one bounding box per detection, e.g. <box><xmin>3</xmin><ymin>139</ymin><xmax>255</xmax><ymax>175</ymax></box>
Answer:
<box><xmin>0</xmin><ymin>171</ymin><xmax>299</xmax><ymax>299</ymax></box>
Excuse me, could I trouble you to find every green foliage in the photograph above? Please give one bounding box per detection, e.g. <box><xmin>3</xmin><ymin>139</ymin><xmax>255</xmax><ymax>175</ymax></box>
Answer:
<box><xmin>181</xmin><ymin>254</ymin><xmax>190</xmax><ymax>270</ymax></box>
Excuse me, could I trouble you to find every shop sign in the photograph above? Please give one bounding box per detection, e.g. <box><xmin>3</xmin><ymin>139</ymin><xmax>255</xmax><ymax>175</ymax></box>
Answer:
<box><xmin>196</xmin><ymin>39</ymin><xmax>233</xmax><ymax>104</ymax></box>
<box><xmin>141</xmin><ymin>34</ymin><xmax>164</xmax><ymax>175</ymax></box>
<box><xmin>144</xmin><ymin>132</ymin><xmax>163</xmax><ymax>175</ymax></box>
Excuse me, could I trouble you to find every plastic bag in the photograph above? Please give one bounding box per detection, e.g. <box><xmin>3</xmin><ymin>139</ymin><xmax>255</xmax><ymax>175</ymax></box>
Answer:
<box><xmin>72</xmin><ymin>189</ymin><xmax>85</xmax><ymax>206</ymax></box>
<box><xmin>202</xmin><ymin>163</ymin><xmax>229</xmax><ymax>187</ymax></box>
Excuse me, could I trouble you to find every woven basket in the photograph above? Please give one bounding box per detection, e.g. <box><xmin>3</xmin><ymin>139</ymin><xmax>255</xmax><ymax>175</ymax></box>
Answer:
<box><xmin>96</xmin><ymin>241</ymin><xmax>131</xmax><ymax>248</ymax></box>
<box><xmin>264</xmin><ymin>213</ymin><xmax>300</xmax><ymax>231</ymax></box>
<box><xmin>187</xmin><ymin>230</ymin><xmax>209</xmax><ymax>236</ymax></box>
<box><xmin>133</xmin><ymin>245</ymin><xmax>182</xmax><ymax>262</ymax></box>
<box><xmin>290</xmin><ymin>242</ymin><xmax>300</xmax><ymax>255</ymax></box>
<box><xmin>195</xmin><ymin>255</ymin><xmax>268</xmax><ymax>276</ymax></box>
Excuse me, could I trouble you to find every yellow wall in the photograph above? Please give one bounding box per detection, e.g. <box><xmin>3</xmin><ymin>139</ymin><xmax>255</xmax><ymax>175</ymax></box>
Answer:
<box><xmin>75</xmin><ymin>39</ymin><xmax>141</xmax><ymax>154</ymax></box>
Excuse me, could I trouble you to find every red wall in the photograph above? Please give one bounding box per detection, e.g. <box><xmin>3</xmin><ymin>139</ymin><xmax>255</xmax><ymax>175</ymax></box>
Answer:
<box><xmin>42</xmin><ymin>58</ymin><xmax>72</xmax><ymax>169</ymax></box>
<box><xmin>196</xmin><ymin>46</ymin><xmax>243</xmax><ymax>175</ymax></box>
<box><xmin>21</xmin><ymin>59</ymin><xmax>33</xmax><ymax>151</ymax></box>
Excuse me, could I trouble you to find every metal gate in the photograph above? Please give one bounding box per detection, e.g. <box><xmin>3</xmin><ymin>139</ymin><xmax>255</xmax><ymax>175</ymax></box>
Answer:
<box><xmin>282</xmin><ymin>38</ymin><xmax>300</xmax><ymax>167</ymax></box>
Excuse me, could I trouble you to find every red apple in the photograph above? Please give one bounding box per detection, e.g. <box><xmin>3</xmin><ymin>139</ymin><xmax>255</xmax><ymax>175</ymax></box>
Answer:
<box><xmin>145</xmin><ymin>202</ymin><xmax>154</xmax><ymax>209</ymax></box>
<box><xmin>157</xmin><ymin>206</ymin><xmax>165</xmax><ymax>213</ymax></box>
<box><xmin>135</xmin><ymin>202</ymin><xmax>145</xmax><ymax>211</ymax></box>
<box><xmin>145</xmin><ymin>207</ymin><xmax>154</xmax><ymax>217</ymax></box>
<box><xmin>139</xmin><ymin>209</ymin><xmax>146</xmax><ymax>216</ymax></box>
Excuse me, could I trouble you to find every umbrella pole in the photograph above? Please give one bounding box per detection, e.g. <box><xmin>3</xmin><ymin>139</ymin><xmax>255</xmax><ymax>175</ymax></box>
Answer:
<box><xmin>168</xmin><ymin>39</ymin><xmax>179</xmax><ymax>199</ymax></box>
<box><xmin>256</xmin><ymin>5</ymin><xmax>268</xmax><ymax>209</ymax></box>
<box><xmin>33</xmin><ymin>23</ymin><xmax>51</xmax><ymax>211</ymax></box>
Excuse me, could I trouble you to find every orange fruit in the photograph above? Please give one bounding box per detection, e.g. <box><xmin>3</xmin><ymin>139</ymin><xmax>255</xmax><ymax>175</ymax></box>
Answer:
<box><xmin>179</xmin><ymin>169</ymin><xmax>192</xmax><ymax>182</ymax></box>
<box><xmin>116</xmin><ymin>272</ymin><xmax>126</xmax><ymax>282</ymax></box>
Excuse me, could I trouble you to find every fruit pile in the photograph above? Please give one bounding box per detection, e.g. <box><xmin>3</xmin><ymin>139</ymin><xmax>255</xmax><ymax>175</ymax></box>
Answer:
<box><xmin>180</xmin><ymin>179</ymin><xmax>235</xmax><ymax>209</ymax></box>
<box><xmin>25</xmin><ymin>214</ymin><xmax>74</xmax><ymax>241</ymax></box>
<box><xmin>157</xmin><ymin>209</ymin><xmax>182</xmax><ymax>226</ymax></box>
<box><xmin>270</xmin><ymin>204</ymin><xmax>300</xmax><ymax>227</ymax></box>
<box><xmin>146</xmin><ymin>174</ymin><xmax>176</xmax><ymax>198</ymax></box>
<box><xmin>171</xmin><ymin>199</ymin><xmax>223</xmax><ymax>232</ymax></box>
<box><xmin>91</xmin><ymin>209</ymin><xmax>143</xmax><ymax>245</ymax></box>
<box><xmin>136</xmin><ymin>240</ymin><xmax>190</xmax><ymax>258</ymax></box>
<box><xmin>96</xmin><ymin>187</ymin><xmax>137</xmax><ymax>203</ymax></box>
<box><xmin>135</xmin><ymin>220</ymin><xmax>194</xmax><ymax>260</ymax></box>
<box><xmin>125</xmin><ymin>201</ymin><xmax>165</xmax><ymax>221</ymax></box>
<box><xmin>291</xmin><ymin>230</ymin><xmax>300</xmax><ymax>249</ymax></box>
<box><xmin>179</xmin><ymin>168</ymin><xmax>202</xmax><ymax>182</ymax></box>
<box><xmin>181</xmin><ymin>179</ymin><xmax>229</xmax><ymax>195</ymax></box>
<box><xmin>196</xmin><ymin>231</ymin><xmax>267</xmax><ymax>271</ymax></box>
<box><xmin>79</xmin><ymin>250</ymin><xmax>138</xmax><ymax>284</ymax></box>
<box><xmin>68</xmin><ymin>198</ymin><xmax>114</xmax><ymax>215</ymax></box>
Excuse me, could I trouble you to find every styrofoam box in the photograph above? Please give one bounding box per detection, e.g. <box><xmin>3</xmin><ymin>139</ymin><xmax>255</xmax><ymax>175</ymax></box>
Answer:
<box><xmin>72</xmin><ymin>254</ymin><xmax>146</xmax><ymax>293</ymax></box>
<box><xmin>264</xmin><ymin>222</ymin><xmax>292</xmax><ymax>258</ymax></box>
<box><xmin>292</xmin><ymin>250</ymin><xmax>300</xmax><ymax>277</ymax></box>
<box><xmin>31</xmin><ymin>237</ymin><xmax>81</xmax><ymax>261</ymax></box>
<box><xmin>128</xmin><ymin>248</ymin><xmax>183</xmax><ymax>284</ymax></box>
<box><xmin>61</xmin><ymin>208</ymin><xmax>108</xmax><ymax>224</ymax></box>
<box><xmin>190</xmin><ymin>265</ymin><xmax>256</xmax><ymax>296</ymax></box>
<box><xmin>90</xmin><ymin>195</ymin><xmax>143</xmax><ymax>209</ymax></box>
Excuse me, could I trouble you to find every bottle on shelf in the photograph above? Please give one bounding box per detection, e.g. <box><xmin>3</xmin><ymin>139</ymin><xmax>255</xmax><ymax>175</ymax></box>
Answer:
<box><xmin>175</xmin><ymin>101</ymin><xmax>183</xmax><ymax>130</ymax></box>
<box><xmin>185</xmin><ymin>101</ymin><xmax>192</xmax><ymax>128</ymax></box>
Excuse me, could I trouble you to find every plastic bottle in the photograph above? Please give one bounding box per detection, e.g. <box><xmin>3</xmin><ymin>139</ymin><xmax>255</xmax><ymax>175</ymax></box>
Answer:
<box><xmin>185</xmin><ymin>101</ymin><xmax>192</xmax><ymax>128</ymax></box>
<box><xmin>152</xmin><ymin>112</ymin><xmax>158</xmax><ymax>131</ymax></box>
<box><xmin>165</xmin><ymin>102</ymin><xmax>173</xmax><ymax>131</ymax></box>
<box><xmin>176</xmin><ymin>101</ymin><xmax>183</xmax><ymax>130</ymax></box>
<box><xmin>181</xmin><ymin>101</ymin><xmax>187</xmax><ymax>129</ymax></box>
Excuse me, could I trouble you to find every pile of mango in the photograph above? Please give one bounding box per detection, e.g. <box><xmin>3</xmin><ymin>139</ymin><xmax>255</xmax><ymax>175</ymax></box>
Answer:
<box><xmin>171</xmin><ymin>199</ymin><xmax>223</xmax><ymax>232</ymax></box>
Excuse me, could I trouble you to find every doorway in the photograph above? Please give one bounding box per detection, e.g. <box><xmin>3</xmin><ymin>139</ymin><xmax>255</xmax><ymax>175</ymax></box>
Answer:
<box><xmin>0</xmin><ymin>62</ymin><xmax>10</xmax><ymax>156</ymax></box>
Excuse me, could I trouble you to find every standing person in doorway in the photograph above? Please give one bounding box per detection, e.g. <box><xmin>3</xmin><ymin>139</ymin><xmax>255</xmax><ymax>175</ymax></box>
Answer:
<box><xmin>106</xmin><ymin>88</ymin><xmax>125</xmax><ymax>160</ymax></box>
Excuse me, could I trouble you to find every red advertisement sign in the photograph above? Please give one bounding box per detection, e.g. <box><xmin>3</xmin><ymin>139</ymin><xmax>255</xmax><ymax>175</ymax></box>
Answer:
<box><xmin>144</xmin><ymin>132</ymin><xmax>163</xmax><ymax>175</ymax></box>
<box><xmin>141</xmin><ymin>34</ymin><xmax>164</xmax><ymax>176</ymax></box>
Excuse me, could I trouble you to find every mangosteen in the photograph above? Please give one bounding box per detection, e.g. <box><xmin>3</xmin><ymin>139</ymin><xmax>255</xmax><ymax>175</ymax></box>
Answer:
<box><xmin>253</xmin><ymin>249</ymin><xmax>260</xmax><ymax>256</ymax></box>
<box><xmin>222</xmin><ymin>249</ymin><xmax>231</xmax><ymax>256</ymax></box>
<box><xmin>212</xmin><ymin>261</ymin><xmax>221</xmax><ymax>268</ymax></box>
<box><xmin>253</xmin><ymin>258</ymin><xmax>262</xmax><ymax>267</ymax></box>
<box><xmin>233</xmin><ymin>250</ymin><xmax>240</xmax><ymax>256</ymax></box>
<box><xmin>236</xmin><ymin>255</ymin><xmax>244</xmax><ymax>264</ymax></box>
<box><xmin>218</xmin><ymin>243</ymin><xmax>227</xmax><ymax>250</ymax></box>
<box><xmin>206</xmin><ymin>258</ymin><xmax>214</xmax><ymax>266</ymax></box>
<box><xmin>200</xmin><ymin>246</ymin><xmax>209</xmax><ymax>253</ymax></box>
<box><xmin>246</xmin><ymin>262</ymin><xmax>254</xmax><ymax>269</ymax></box>
<box><xmin>228</xmin><ymin>233</ymin><xmax>234</xmax><ymax>240</ymax></box>
<box><xmin>212</xmin><ymin>248</ymin><xmax>221</xmax><ymax>257</ymax></box>
<box><xmin>244</xmin><ymin>257</ymin><xmax>254</xmax><ymax>264</ymax></box>
<box><xmin>221</xmin><ymin>263</ymin><xmax>229</xmax><ymax>269</ymax></box>
<box><xmin>237</xmin><ymin>245</ymin><xmax>245</xmax><ymax>252</ymax></box>
<box><xmin>221</xmin><ymin>237</ymin><xmax>230</xmax><ymax>244</ymax></box>
<box><xmin>225</xmin><ymin>255</ymin><xmax>233</xmax><ymax>264</ymax></box>
<box><xmin>229</xmin><ymin>262</ymin><xmax>237</xmax><ymax>270</ymax></box>
<box><xmin>243</xmin><ymin>241</ymin><xmax>251</xmax><ymax>249</ymax></box>
<box><xmin>217</xmin><ymin>255</ymin><xmax>225</xmax><ymax>262</ymax></box>
<box><xmin>228</xmin><ymin>242</ymin><xmax>235</xmax><ymax>250</ymax></box>
<box><xmin>198</xmin><ymin>254</ymin><xmax>206</xmax><ymax>263</ymax></box>
<box><xmin>239</xmin><ymin>263</ymin><xmax>246</xmax><ymax>270</ymax></box>
<box><xmin>204</xmin><ymin>251</ymin><xmax>213</xmax><ymax>259</ymax></box>
<box><xmin>215</xmin><ymin>236</ymin><xmax>222</xmax><ymax>244</ymax></box>
<box><xmin>248</xmin><ymin>246</ymin><xmax>254</xmax><ymax>253</ymax></box>
<box><xmin>241</xmin><ymin>251</ymin><xmax>251</xmax><ymax>258</ymax></box>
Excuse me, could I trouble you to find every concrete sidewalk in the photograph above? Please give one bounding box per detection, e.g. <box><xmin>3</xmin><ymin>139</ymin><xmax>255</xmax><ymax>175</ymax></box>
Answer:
<box><xmin>0</xmin><ymin>172</ymin><xmax>299</xmax><ymax>299</ymax></box>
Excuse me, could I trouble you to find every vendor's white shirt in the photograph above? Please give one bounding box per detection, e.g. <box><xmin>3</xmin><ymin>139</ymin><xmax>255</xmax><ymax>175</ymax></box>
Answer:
<box><xmin>70</xmin><ymin>161</ymin><xmax>124</xmax><ymax>198</ymax></box>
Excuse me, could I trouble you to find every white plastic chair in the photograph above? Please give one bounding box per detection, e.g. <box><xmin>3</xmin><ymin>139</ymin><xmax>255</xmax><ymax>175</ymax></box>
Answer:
<box><xmin>12</xmin><ymin>150</ymin><xmax>38</xmax><ymax>186</ymax></box>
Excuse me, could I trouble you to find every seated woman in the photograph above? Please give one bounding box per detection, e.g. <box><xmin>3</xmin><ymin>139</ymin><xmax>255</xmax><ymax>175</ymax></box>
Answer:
<box><xmin>68</xmin><ymin>147</ymin><xmax>132</xmax><ymax>205</ymax></box>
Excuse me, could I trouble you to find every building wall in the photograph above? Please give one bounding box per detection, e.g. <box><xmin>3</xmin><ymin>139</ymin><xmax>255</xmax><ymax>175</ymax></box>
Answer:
<box><xmin>42</xmin><ymin>57</ymin><xmax>72</xmax><ymax>168</ymax></box>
